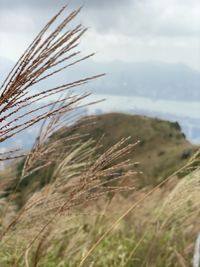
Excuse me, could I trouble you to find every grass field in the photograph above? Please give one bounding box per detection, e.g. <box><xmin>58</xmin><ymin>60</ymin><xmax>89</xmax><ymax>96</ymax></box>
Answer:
<box><xmin>0</xmin><ymin>6</ymin><xmax>199</xmax><ymax>267</ymax></box>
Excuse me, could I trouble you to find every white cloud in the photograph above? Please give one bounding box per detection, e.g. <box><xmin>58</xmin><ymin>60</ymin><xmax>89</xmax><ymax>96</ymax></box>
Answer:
<box><xmin>0</xmin><ymin>0</ymin><xmax>199</xmax><ymax>70</ymax></box>
<box><xmin>0</xmin><ymin>32</ymin><xmax>29</xmax><ymax>61</ymax></box>
<box><xmin>83</xmin><ymin>0</ymin><xmax>200</xmax><ymax>37</ymax></box>
<box><xmin>81</xmin><ymin>28</ymin><xmax>200</xmax><ymax>70</ymax></box>
<box><xmin>0</xmin><ymin>9</ymin><xmax>35</xmax><ymax>33</ymax></box>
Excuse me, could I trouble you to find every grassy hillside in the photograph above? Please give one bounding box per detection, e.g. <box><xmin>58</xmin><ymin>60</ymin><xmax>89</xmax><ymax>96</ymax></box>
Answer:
<box><xmin>1</xmin><ymin>5</ymin><xmax>199</xmax><ymax>266</ymax></box>
<box><xmin>4</xmin><ymin>112</ymin><xmax>196</xmax><ymax>215</ymax></box>
<box><xmin>0</xmin><ymin>113</ymin><xmax>199</xmax><ymax>267</ymax></box>
<box><xmin>57</xmin><ymin>113</ymin><xmax>195</xmax><ymax>187</ymax></box>
<box><xmin>12</xmin><ymin>113</ymin><xmax>196</xmax><ymax>207</ymax></box>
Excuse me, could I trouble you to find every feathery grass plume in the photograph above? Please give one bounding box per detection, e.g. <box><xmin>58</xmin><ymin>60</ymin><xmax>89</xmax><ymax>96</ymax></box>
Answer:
<box><xmin>0</xmin><ymin>3</ymin><xmax>104</xmax><ymax>225</ymax></box>
<box><xmin>0</xmin><ymin>138</ymin><xmax>138</xmax><ymax>266</ymax></box>
<box><xmin>20</xmin><ymin>97</ymin><xmax>93</xmax><ymax>181</ymax></box>
<box><xmin>130</xmin><ymin>167</ymin><xmax>200</xmax><ymax>267</ymax></box>
<box><xmin>0</xmin><ymin>5</ymin><xmax>104</xmax><ymax>148</ymax></box>
<box><xmin>160</xmin><ymin>169</ymin><xmax>200</xmax><ymax>228</ymax></box>
<box><xmin>0</xmin><ymin>149</ymin><xmax>28</xmax><ymax>162</ymax></box>
<box><xmin>0</xmin><ymin>4</ymin><xmax>103</xmax><ymax>237</ymax></box>
<box><xmin>0</xmin><ymin>5</ymin><xmax>141</xmax><ymax>267</ymax></box>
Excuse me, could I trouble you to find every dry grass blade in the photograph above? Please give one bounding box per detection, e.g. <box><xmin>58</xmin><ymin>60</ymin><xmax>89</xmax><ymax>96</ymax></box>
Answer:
<box><xmin>174</xmin><ymin>250</ymin><xmax>187</xmax><ymax>267</ymax></box>
<box><xmin>3</xmin><ymin>137</ymin><xmax>138</xmax><ymax>266</ymax></box>
<box><xmin>0</xmin><ymin>149</ymin><xmax>27</xmax><ymax>161</ymax></box>
<box><xmin>160</xmin><ymin>169</ymin><xmax>200</xmax><ymax>229</ymax></box>
<box><xmin>0</xmin><ymin>5</ymin><xmax>144</xmax><ymax>267</ymax></box>
<box><xmin>24</xmin><ymin>247</ymin><xmax>31</xmax><ymax>267</ymax></box>
<box><xmin>77</xmin><ymin>163</ymin><xmax>189</xmax><ymax>267</ymax></box>
<box><xmin>20</xmin><ymin>99</ymin><xmax>97</xmax><ymax>180</ymax></box>
<box><xmin>0</xmin><ymin>5</ymin><xmax>106</xmax><ymax>246</ymax></box>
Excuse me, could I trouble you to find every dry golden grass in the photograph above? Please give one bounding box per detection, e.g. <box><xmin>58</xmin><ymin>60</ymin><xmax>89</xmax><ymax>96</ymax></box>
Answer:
<box><xmin>0</xmin><ymin>6</ymin><xmax>141</xmax><ymax>266</ymax></box>
<box><xmin>0</xmin><ymin>138</ymin><xmax>138</xmax><ymax>266</ymax></box>
<box><xmin>1</xmin><ymin>4</ymin><xmax>199</xmax><ymax>267</ymax></box>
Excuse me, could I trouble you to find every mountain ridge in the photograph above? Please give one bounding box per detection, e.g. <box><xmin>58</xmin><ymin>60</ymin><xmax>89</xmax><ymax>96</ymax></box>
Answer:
<box><xmin>1</xmin><ymin>57</ymin><xmax>200</xmax><ymax>101</ymax></box>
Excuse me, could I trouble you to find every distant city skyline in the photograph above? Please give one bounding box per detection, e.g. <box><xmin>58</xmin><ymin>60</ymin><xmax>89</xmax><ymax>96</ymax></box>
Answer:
<box><xmin>0</xmin><ymin>0</ymin><xmax>199</xmax><ymax>70</ymax></box>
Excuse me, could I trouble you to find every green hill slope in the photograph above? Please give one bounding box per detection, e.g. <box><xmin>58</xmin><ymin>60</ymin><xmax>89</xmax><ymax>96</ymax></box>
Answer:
<box><xmin>1</xmin><ymin>113</ymin><xmax>199</xmax><ymax>267</ymax></box>
<box><xmin>13</xmin><ymin>112</ymin><xmax>196</xmax><ymax>207</ymax></box>
<box><xmin>57</xmin><ymin>113</ymin><xmax>195</xmax><ymax>186</ymax></box>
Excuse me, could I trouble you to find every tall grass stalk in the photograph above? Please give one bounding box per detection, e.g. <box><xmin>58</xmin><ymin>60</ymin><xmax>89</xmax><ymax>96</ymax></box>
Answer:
<box><xmin>194</xmin><ymin>233</ymin><xmax>200</xmax><ymax>267</ymax></box>
<box><xmin>0</xmin><ymin>6</ymin><xmax>140</xmax><ymax>266</ymax></box>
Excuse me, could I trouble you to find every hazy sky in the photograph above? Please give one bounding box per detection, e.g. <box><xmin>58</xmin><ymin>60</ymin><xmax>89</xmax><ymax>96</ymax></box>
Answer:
<box><xmin>0</xmin><ymin>0</ymin><xmax>200</xmax><ymax>70</ymax></box>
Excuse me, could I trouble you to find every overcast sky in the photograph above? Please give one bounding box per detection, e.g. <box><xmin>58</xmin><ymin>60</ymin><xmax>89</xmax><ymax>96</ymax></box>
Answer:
<box><xmin>0</xmin><ymin>0</ymin><xmax>200</xmax><ymax>70</ymax></box>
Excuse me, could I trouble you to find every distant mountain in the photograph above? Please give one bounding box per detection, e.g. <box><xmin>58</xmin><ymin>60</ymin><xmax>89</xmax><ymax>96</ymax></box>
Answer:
<box><xmin>1</xmin><ymin>57</ymin><xmax>200</xmax><ymax>101</ymax></box>
<box><xmin>45</xmin><ymin>59</ymin><xmax>200</xmax><ymax>102</ymax></box>
<box><xmin>74</xmin><ymin>61</ymin><xmax>200</xmax><ymax>102</ymax></box>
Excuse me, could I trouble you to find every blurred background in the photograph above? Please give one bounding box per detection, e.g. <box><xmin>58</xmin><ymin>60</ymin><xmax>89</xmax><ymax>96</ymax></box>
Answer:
<box><xmin>0</xmin><ymin>0</ymin><xmax>200</xmax><ymax>148</ymax></box>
